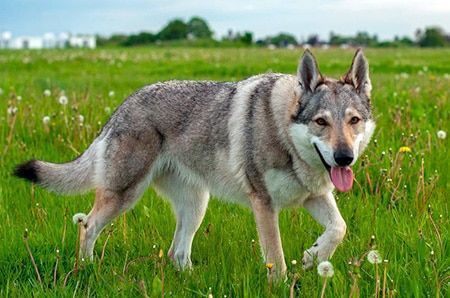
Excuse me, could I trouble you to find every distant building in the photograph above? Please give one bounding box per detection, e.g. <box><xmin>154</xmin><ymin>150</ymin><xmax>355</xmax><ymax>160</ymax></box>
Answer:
<box><xmin>0</xmin><ymin>31</ymin><xmax>96</xmax><ymax>49</ymax></box>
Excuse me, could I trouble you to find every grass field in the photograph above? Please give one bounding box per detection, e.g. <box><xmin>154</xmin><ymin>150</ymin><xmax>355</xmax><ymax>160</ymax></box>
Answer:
<box><xmin>0</xmin><ymin>47</ymin><xmax>449</xmax><ymax>297</ymax></box>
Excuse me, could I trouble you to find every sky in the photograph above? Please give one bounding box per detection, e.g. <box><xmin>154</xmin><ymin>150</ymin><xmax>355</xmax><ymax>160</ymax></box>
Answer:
<box><xmin>1</xmin><ymin>0</ymin><xmax>449</xmax><ymax>40</ymax></box>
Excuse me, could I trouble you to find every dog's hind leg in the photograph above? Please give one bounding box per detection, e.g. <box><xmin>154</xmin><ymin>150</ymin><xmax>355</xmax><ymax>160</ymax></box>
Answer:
<box><xmin>154</xmin><ymin>174</ymin><xmax>209</xmax><ymax>269</ymax></box>
<box><xmin>78</xmin><ymin>128</ymin><xmax>163</xmax><ymax>259</ymax></box>
<box><xmin>79</xmin><ymin>186</ymin><xmax>149</xmax><ymax>259</ymax></box>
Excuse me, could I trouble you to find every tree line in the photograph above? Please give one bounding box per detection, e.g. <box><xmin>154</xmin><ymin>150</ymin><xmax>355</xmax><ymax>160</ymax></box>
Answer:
<box><xmin>97</xmin><ymin>16</ymin><xmax>450</xmax><ymax>48</ymax></box>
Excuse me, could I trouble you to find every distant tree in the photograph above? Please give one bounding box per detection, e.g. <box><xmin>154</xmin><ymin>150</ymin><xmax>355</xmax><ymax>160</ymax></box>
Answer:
<box><xmin>418</xmin><ymin>27</ymin><xmax>447</xmax><ymax>47</ymax></box>
<box><xmin>306</xmin><ymin>34</ymin><xmax>320</xmax><ymax>46</ymax></box>
<box><xmin>397</xmin><ymin>36</ymin><xmax>414</xmax><ymax>46</ymax></box>
<box><xmin>97</xmin><ymin>34</ymin><xmax>128</xmax><ymax>46</ymax></box>
<box><xmin>158</xmin><ymin>19</ymin><xmax>188</xmax><ymax>41</ymax></box>
<box><xmin>268</xmin><ymin>33</ymin><xmax>297</xmax><ymax>46</ymax></box>
<box><xmin>122</xmin><ymin>32</ymin><xmax>157</xmax><ymax>46</ymax></box>
<box><xmin>353</xmin><ymin>31</ymin><xmax>378</xmax><ymax>46</ymax></box>
<box><xmin>329</xmin><ymin>32</ymin><xmax>348</xmax><ymax>45</ymax></box>
<box><xmin>240</xmin><ymin>31</ymin><xmax>253</xmax><ymax>45</ymax></box>
<box><xmin>187</xmin><ymin>17</ymin><xmax>213</xmax><ymax>39</ymax></box>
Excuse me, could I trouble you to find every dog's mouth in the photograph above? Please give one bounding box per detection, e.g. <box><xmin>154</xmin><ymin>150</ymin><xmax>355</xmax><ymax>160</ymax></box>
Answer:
<box><xmin>313</xmin><ymin>144</ymin><xmax>354</xmax><ymax>192</ymax></box>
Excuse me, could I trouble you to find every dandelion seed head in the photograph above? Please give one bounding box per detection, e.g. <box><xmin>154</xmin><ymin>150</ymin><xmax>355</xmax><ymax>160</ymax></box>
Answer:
<box><xmin>108</xmin><ymin>91</ymin><xmax>115</xmax><ymax>97</ymax></box>
<box><xmin>317</xmin><ymin>261</ymin><xmax>334</xmax><ymax>277</ymax></box>
<box><xmin>59</xmin><ymin>95</ymin><xmax>68</xmax><ymax>105</ymax></box>
<box><xmin>208</xmin><ymin>294</ymin><xmax>213</xmax><ymax>298</ymax></box>
<box><xmin>17</xmin><ymin>95</ymin><xmax>22</xmax><ymax>101</ymax></box>
<box><xmin>367</xmin><ymin>250</ymin><xmax>382</xmax><ymax>264</ymax></box>
<box><xmin>7</xmin><ymin>106</ymin><xmax>18</xmax><ymax>115</ymax></box>
<box><xmin>291</xmin><ymin>259</ymin><xmax>297</xmax><ymax>265</ymax></box>
<box><xmin>437</xmin><ymin>130</ymin><xmax>446</xmax><ymax>139</ymax></box>
<box><xmin>42</xmin><ymin>116</ymin><xmax>50</xmax><ymax>124</ymax></box>
<box><xmin>78</xmin><ymin>115</ymin><xmax>84</xmax><ymax>123</ymax></box>
<box><xmin>43</xmin><ymin>89</ymin><xmax>51</xmax><ymax>97</ymax></box>
<box><xmin>72</xmin><ymin>213</ymin><xmax>87</xmax><ymax>225</ymax></box>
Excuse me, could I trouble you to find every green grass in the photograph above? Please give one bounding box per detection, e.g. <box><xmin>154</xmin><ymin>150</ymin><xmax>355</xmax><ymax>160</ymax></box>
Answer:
<box><xmin>0</xmin><ymin>47</ymin><xmax>449</xmax><ymax>297</ymax></box>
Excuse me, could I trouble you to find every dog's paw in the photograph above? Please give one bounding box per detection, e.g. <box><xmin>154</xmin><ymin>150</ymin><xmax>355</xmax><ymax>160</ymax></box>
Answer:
<box><xmin>302</xmin><ymin>248</ymin><xmax>317</xmax><ymax>270</ymax></box>
<box><xmin>72</xmin><ymin>213</ymin><xmax>88</xmax><ymax>225</ymax></box>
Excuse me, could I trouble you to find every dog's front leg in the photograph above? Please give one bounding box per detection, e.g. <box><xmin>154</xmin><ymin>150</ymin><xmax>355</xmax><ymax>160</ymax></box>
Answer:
<box><xmin>302</xmin><ymin>192</ymin><xmax>346</xmax><ymax>269</ymax></box>
<box><xmin>250</xmin><ymin>193</ymin><xmax>286</xmax><ymax>280</ymax></box>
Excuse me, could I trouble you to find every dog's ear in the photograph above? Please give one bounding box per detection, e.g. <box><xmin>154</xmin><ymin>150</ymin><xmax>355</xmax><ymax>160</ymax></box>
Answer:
<box><xmin>344</xmin><ymin>49</ymin><xmax>372</xmax><ymax>97</ymax></box>
<box><xmin>297</xmin><ymin>50</ymin><xmax>322</xmax><ymax>93</ymax></box>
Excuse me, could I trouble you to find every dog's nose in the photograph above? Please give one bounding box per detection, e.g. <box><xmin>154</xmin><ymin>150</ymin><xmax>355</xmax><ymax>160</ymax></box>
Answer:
<box><xmin>334</xmin><ymin>148</ymin><xmax>354</xmax><ymax>166</ymax></box>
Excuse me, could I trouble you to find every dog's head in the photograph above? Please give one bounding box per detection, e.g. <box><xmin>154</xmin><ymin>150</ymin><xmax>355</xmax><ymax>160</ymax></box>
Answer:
<box><xmin>289</xmin><ymin>49</ymin><xmax>375</xmax><ymax>192</ymax></box>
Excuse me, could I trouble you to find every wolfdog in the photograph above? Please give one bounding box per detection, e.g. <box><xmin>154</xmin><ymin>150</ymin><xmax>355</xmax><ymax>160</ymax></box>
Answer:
<box><xmin>14</xmin><ymin>49</ymin><xmax>375</xmax><ymax>278</ymax></box>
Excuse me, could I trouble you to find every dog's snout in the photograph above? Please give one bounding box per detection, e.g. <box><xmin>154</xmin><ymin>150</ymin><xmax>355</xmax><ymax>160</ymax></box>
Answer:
<box><xmin>334</xmin><ymin>148</ymin><xmax>354</xmax><ymax>166</ymax></box>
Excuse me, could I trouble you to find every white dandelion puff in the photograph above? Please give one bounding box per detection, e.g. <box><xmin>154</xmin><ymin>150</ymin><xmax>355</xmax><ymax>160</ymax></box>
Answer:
<box><xmin>437</xmin><ymin>130</ymin><xmax>446</xmax><ymax>139</ymax></box>
<box><xmin>72</xmin><ymin>213</ymin><xmax>87</xmax><ymax>225</ymax></box>
<box><xmin>43</xmin><ymin>89</ymin><xmax>51</xmax><ymax>97</ymax></box>
<box><xmin>7</xmin><ymin>106</ymin><xmax>18</xmax><ymax>115</ymax></box>
<box><xmin>367</xmin><ymin>250</ymin><xmax>382</xmax><ymax>264</ymax></box>
<box><xmin>58</xmin><ymin>95</ymin><xmax>68</xmax><ymax>105</ymax></box>
<box><xmin>317</xmin><ymin>261</ymin><xmax>334</xmax><ymax>277</ymax></box>
<box><xmin>17</xmin><ymin>95</ymin><xmax>22</xmax><ymax>101</ymax></box>
<box><xmin>108</xmin><ymin>91</ymin><xmax>115</xmax><ymax>97</ymax></box>
<box><xmin>104</xmin><ymin>106</ymin><xmax>111</xmax><ymax>113</ymax></box>
<box><xmin>78</xmin><ymin>115</ymin><xmax>84</xmax><ymax>123</ymax></box>
<box><xmin>42</xmin><ymin>116</ymin><xmax>50</xmax><ymax>124</ymax></box>
<box><xmin>291</xmin><ymin>259</ymin><xmax>297</xmax><ymax>265</ymax></box>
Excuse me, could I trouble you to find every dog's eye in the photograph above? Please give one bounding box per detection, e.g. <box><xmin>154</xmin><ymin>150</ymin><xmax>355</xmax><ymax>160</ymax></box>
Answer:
<box><xmin>315</xmin><ymin>118</ymin><xmax>328</xmax><ymax>126</ymax></box>
<box><xmin>350</xmin><ymin>116</ymin><xmax>360</xmax><ymax>125</ymax></box>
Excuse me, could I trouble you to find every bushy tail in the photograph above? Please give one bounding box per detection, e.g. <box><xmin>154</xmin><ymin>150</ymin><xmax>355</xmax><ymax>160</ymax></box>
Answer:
<box><xmin>13</xmin><ymin>142</ymin><xmax>98</xmax><ymax>195</ymax></box>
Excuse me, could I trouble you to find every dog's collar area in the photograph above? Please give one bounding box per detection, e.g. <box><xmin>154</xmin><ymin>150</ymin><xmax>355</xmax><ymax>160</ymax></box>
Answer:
<box><xmin>313</xmin><ymin>143</ymin><xmax>331</xmax><ymax>172</ymax></box>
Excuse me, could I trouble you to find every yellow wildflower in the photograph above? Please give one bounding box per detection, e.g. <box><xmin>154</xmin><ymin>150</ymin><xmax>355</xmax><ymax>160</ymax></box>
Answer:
<box><xmin>266</xmin><ymin>263</ymin><xmax>274</xmax><ymax>270</ymax></box>
<box><xmin>399</xmin><ymin>146</ymin><xmax>412</xmax><ymax>153</ymax></box>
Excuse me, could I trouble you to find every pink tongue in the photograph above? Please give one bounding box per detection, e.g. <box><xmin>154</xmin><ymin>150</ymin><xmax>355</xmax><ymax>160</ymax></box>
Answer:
<box><xmin>330</xmin><ymin>167</ymin><xmax>354</xmax><ymax>192</ymax></box>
